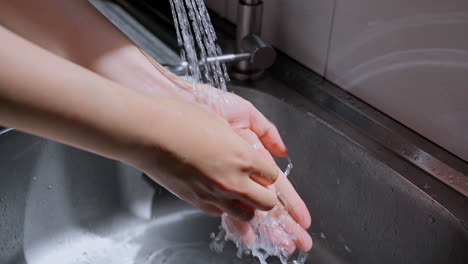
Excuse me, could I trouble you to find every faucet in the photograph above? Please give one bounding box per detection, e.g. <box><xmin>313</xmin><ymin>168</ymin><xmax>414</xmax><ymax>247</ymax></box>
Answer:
<box><xmin>165</xmin><ymin>0</ymin><xmax>276</xmax><ymax>80</ymax></box>
<box><xmin>232</xmin><ymin>0</ymin><xmax>276</xmax><ymax>80</ymax></box>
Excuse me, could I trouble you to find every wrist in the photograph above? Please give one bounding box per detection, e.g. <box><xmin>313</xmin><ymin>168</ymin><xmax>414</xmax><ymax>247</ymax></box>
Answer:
<box><xmin>90</xmin><ymin>45</ymin><xmax>196</xmax><ymax>101</ymax></box>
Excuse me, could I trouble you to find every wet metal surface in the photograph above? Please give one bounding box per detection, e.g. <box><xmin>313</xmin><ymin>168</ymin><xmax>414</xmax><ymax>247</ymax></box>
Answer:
<box><xmin>1</xmin><ymin>86</ymin><xmax>467</xmax><ymax>263</ymax></box>
<box><xmin>268</xmin><ymin>54</ymin><xmax>468</xmax><ymax>198</ymax></box>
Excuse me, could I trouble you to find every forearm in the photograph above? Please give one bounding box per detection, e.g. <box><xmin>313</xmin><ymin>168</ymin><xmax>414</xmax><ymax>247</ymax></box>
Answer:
<box><xmin>0</xmin><ymin>0</ymin><xmax>195</xmax><ymax>101</ymax></box>
<box><xmin>0</xmin><ymin>26</ymin><xmax>168</xmax><ymax>166</ymax></box>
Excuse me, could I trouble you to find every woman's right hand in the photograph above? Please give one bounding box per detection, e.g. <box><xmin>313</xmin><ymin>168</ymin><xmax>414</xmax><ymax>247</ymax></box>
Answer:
<box><xmin>130</xmin><ymin>98</ymin><xmax>280</xmax><ymax>221</ymax></box>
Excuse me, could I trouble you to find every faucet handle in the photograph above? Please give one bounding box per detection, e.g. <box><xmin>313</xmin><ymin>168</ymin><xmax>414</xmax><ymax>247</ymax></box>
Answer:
<box><xmin>241</xmin><ymin>33</ymin><xmax>277</xmax><ymax>71</ymax></box>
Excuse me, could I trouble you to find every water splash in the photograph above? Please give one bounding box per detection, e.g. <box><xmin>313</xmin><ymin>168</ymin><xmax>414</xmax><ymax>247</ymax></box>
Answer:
<box><xmin>283</xmin><ymin>156</ymin><xmax>293</xmax><ymax>177</ymax></box>
<box><xmin>211</xmin><ymin>209</ymin><xmax>303</xmax><ymax>264</ymax></box>
<box><xmin>210</xmin><ymin>158</ymin><xmax>309</xmax><ymax>264</ymax></box>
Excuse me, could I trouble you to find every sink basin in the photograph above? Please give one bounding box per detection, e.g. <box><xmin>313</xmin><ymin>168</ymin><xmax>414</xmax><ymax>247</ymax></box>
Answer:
<box><xmin>1</xmin><ymin>86</ymin><xmax>467</xmax><ymax>264</ymax></box>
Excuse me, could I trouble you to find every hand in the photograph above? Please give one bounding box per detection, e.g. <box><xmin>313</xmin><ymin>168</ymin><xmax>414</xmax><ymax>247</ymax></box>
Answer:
<box><xmin>193</xmin><ymin>85</ymin><xmax>313</xmax><ymax>252</ymax></box>
<box><xmin>97</xmin><ymin>53</ymin><xmax>313</xmax><ymax>251</ymax></box>
<box><xmin>223</xmin><ymin>202</ymin><xmax>312</xmax><ymax>254</ymax></box>
<box><xmin>0</xmin><ymin>26</ymin><xmax>281</xmax><ymax>223</ymax></box>
<box><xmin>134</xmin><ymin>98</ymin><xmax>281</xmax><ymax>222</ymax></box>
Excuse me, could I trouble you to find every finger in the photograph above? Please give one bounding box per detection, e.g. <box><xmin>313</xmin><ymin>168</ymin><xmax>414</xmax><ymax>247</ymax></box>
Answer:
<box><xmin>219</xmin><ymin>199</ymin><xmax>256</xmax><ymax>222</ymax></box>
<box><xmin>238</xmin><ymin>179</ymin><xmax>278</xmax><ymax>211</ymax></box>
<box><xmin>199</xmin><ymin>203</ymin><xmax>224</xmax><ymax>217</ymax></box>
<box><xmin>278</xmin><ymin>210</ymin><xmax>313</xmax><ymax>252</ymax></box>
<box><xmin>248</xmin><ymin>103</ymin><xmax>288</xmax><ymax>157</ymax></box>
<box><xmin>237</xmin><ymin>123</ymin><xmax>311</xmax><ymax>230</ymax></box>
<box><xmin>225</xmin><ymin>215</ymin><xmax>256</xmax><ymax>248</ymax></box>
<box><xmin>276</xmin><ymin>173</ymin><xmax>311</xmax><ymax>229</ymax></box>
<box><xmin>272</xmin><ymin>227</ymin><xmax>297</xmax><ymax>255</ymax></box>
<box><xmin>249</xmin><ymin>150</ymin><xmax>279</xmax><ymax>186</ymax></box>
<box><xmin>260</xmin><ymin>222</ymin><xmax>297</xmax><ymax>255</ymax></box>
<box><xmin>179</xmin><ymin>192</ymin><xmax>224</xmax><ymax>217</ymax></box>
<box><xmin>236</xmin><ymin>130</ymin><xmax>280</xmax><ymax>198</ymax></box>
<box><xmin>254</xmin><ymin>209</ymin><xmax>296</xmax><ymax>255</ymax></box>
<box><xmin>236</xmin><ymin>128</ymin><xmax>275</xmax><ymax>162</ymax></box>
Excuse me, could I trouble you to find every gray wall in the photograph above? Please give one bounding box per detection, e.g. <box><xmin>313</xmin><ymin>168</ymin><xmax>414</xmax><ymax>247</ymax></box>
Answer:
<box><xmin>206</xmin><ymin>0</ymin><xmax>468</xmax><ymax>163</ymax></box>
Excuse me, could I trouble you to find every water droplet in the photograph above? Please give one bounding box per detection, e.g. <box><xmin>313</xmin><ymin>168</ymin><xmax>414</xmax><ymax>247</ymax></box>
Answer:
<box><xmin>33</xmin><ymin>177</ymin><xmax>37</xmax><ymax>181</ymax></box>
<box><xmin>319</xmin><ymin>232</ymin><xmax>326</xmax><ymax>239</ymax></box>
<box><xmin>47</xmin><ymin>185</ymin><xmax>52</xmax><ymax>190</ymax></box>
<box><xmin>344</xmin><ymin>245</ymin><xmax>352</xmax><ymax>253</ymax></box>
<box><xmin>428</xmin><ymin>216</ymin><xmax>436</xmax><ymax>224</ymax></box>
<box><xmin>336</xmin><ymin>178</ymin><xmax>341</xmax><ymax>185</ymax></box>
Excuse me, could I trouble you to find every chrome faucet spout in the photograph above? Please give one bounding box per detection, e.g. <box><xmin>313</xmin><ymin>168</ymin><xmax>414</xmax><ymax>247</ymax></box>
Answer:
<box><xmin>163</xmin><ymin>53</ymin><xmax>251</xmax><ymax>76</ymax></box>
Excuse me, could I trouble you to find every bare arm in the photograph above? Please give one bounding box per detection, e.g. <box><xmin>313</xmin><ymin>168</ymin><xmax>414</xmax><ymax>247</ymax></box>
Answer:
<box><xmin>0</xmin><ymin>26</ymin><xmax>148</xmax><ymax>163</ymax></box>
<box><xmin>0</xmin><ymin>0</ymin><xmax>191</xmax><ymax>100</ymax></box>
<box><xmin>0</xmin><ymin>27</ymin><xmax>279</xmax><ymax>221</ymax></box>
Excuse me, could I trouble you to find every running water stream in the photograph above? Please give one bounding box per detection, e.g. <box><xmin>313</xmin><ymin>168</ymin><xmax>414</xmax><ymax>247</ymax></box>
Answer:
<box><xmin>169</xmin><ymin>0</ymin><xmax>229</xmax><ymax>92</ymax></box>
<box><xmin>168</xmin><ymin>1</ymin><xmax>308</xmax><ymax>264</ymax></box>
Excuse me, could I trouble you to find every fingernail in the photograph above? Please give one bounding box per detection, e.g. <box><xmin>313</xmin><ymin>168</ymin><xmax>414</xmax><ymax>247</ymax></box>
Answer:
<box><xmin>279</xmin><ymin>143</ymin><xmax>288</xmax><ymax>156</ymax></box>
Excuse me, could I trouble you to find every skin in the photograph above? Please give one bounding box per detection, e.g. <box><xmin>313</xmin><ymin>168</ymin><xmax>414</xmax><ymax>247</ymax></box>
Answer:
<box><xmin>0</xmin><ymin>26</ymin><xmax>279</xmax><ymax>220</ymax></box>
<box><xmin>0</xmin><ymin>0</ymin><xmax>312</xmax><ymax>252</ymax></box>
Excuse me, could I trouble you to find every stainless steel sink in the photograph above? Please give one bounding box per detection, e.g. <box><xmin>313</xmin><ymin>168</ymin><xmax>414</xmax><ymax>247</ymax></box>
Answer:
<box><xmin>1</xmin><ymin>86</ymin><xmax>467</xmax><ymax>264</ymax></box>
<box><xmin>2</xmin><ymin>1</ymin><xmax>467</xmax><ymax>263</ymax></box>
